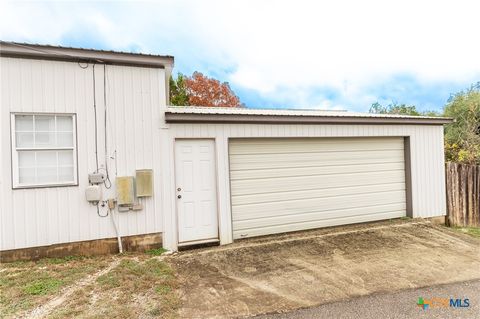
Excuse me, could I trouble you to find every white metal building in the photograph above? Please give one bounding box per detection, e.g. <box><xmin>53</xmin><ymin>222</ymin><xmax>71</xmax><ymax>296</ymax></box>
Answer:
<box><xmin>0</xmin><ymin>43</ymin><xmax>451</xmax><ymax>256</ymax></box>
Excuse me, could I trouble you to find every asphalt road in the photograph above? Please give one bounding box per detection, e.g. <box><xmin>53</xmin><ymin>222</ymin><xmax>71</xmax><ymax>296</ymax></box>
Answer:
<box><xmin>253</xmin><ymin>280</ymin><xmax>480</xmax><ymax>319</ymax></box>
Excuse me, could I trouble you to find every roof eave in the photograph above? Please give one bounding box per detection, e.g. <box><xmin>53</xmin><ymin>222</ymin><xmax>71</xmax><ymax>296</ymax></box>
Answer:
<box><xmin>164</xmin><ymin>112</ymin><xmax>454</xmax><ymax>125</ymax></box>
<box><xmin>0</xmin><ymin>42</ymin><xmax>174</xmax><ymax>69</ymax></box>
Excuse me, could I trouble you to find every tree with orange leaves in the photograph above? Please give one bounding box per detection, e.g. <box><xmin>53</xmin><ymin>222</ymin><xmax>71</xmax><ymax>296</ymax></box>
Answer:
<box><xmin>170</xmin><ymin>72</ymin><xmax>242</xmax><ymax>107</ymax></box>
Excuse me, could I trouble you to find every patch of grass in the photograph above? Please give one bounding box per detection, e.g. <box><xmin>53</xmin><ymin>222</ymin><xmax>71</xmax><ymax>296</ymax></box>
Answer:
<box><xmin>2</xmin><ymin>254</ymin><xmax>179</xmax><ymax>318</ymax></box>
<box><xmin>23</xmin><ymin>278</ymin><xmax>63</xmax><ymax>295</ymax></box>
<box><xmin>96</xmin><ymin>271</ymin><xmax>120</xmax><ymax>288</ymax></box>
<box><xmin>149</xmin><ymin>306</ymin><xmax>162</xmax><ymax>316</ymax></box>
<box><xmin>51</xmin><ymin>257</ymin><xmax>180</xmax><ymax>319</ymax></box>
<box><xmin>0</xmin><ymin>255</ymin><xmax>111</xmax><ymax>318</ymax></box>
<box><xmin>155</xmin><ymin>284</ymin><xmax>172</xmax><ymax>294</ymax></box>
<box><xmin>450</xmin><ymin>226</ymin><xmax>480</xmax><ymax>238</ymax></box>
<box><xmin>41</xmin><ymin>255</ymin><xmax>84</xmax><ymax>265</ymax></box>
<box><xmin>47</xmin><ymin>287</ymin><xmax>91</xmax><ymax>319</ymax></box>
<box><xmin>146</xmin><ymin>248</ymin><xmax>168</xmax><ymax>256</ymax></box>
<box><xmin>0</xmin><ymin>260</ymin><xmax>29</xmax><ymax>268</ymax></box>
<box><xmin>101</xmin><ymin>258</ymin><xmax>175</xmax><ymax>291</ymax></box>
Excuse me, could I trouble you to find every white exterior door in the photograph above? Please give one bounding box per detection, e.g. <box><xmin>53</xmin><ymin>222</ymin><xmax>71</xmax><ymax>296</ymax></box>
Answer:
<box><xmin>175</xmin><ymin>139</ymin><xmax>218</xmax><ymax>244</ymax></box>
<box><xmin>229</xmin><ymin>137</ymin><xmax>407</xmax><ymax>239</ymax></box>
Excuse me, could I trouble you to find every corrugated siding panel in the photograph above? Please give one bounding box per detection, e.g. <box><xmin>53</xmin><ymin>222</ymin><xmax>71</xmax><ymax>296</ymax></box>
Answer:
<box><xmin>229</xmin><ymin>137</ymin><xmax>407</xmax><ymax>239</ymax></box>
<box><xmin>0</xmin><ymin>57</ymin><xmax>165</xmax><ymax>251</ymax></box>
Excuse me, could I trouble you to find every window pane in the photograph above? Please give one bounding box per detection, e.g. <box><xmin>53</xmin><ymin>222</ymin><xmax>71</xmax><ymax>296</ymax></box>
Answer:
<box><xmin>16</xmin><ymin>115</ymin><xmax>33</xmax><ymax>132</ymax></box>
<box><xmin>16</xmin><ymin>132</ymin><xmax>34</xmax><ymax>148</ymax></box>
<box><xmin>57</xmin><ymin>116</ymin><xmax>73</xmax><ymax>131</ymax></box>
<box><xmin>18</xmin><ymin>151</ymin><xmax>35</xmax><ymax>168</ymax></box>
<box><xmin>19</xmin><ymin>167</ymin><xmax>35</xmax><ymax>184</ymax></box>
<box><xmin>57</xmin><ymin>132</ymin><xmax>73</xmax><ymax>147</ymax></box>
<box><xmin>58</xmin><ymin>150</ymin><xmax>74</xmax><ymax>166</ymax></box>
<box><xmin>37</xmin><ymin>167</ymin><xmax>57</xmax><ymax>183</ymax></box>
<box><xmin>58</xmin><ymin>166</ymin><xmax>74</xmax><ymax>182</ymax></box>
<box><xmin>35</xmin><ymin>115</ymin><xmax>55</xmax><ymax>131</ymax></box>
<box><xmin>36</xmin><ymin>151</ymin><xmax>57</xmax><ymax>167</ymax></box>
<box><xmin>35</xmin><ymin>132</ymin><xmax>55</xmax><ymax>147</ymax></box>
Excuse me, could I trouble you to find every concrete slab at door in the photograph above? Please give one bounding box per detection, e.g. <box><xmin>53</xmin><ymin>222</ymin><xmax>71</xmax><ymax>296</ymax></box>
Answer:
<box><xmin>175</xmin><ymin>139</ymin><xmax>219</xmax><ymax>244</ymax></box>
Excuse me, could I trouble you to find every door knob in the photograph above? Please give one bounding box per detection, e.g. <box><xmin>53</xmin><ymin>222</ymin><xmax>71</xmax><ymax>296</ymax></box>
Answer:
<box><xmin>177</xmin><ymin>187</ymin><xmax>181</xmax><ymax>191</ymax></box>
<box><xmin>177</xmin><ymin>195</ymin><xmax>182</xmax><ymax>199</ymax></box>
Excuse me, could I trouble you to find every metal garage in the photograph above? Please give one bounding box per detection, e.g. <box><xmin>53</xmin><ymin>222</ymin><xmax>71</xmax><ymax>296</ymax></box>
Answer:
<box><xmin>229</xmin><ymin>137</ymin><xmax>406</xmax><ymax>239</ymax></box>
<box><xmin>164</xmin><ymin>107</ymin><xmax>450</xmax><ymax>250</ymax></box>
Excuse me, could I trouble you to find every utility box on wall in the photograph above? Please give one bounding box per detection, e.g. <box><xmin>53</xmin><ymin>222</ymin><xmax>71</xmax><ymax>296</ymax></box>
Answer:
<box><xmin>136</xmin><ymin>169</ymin><xmax>153</xmax><ymax>197</ymax></box>
<box><xmin>116</xmin><ymin>176</ymin><xmax>135</xmax><ymax>205</ymax></box>
<box><xmin>85</xmin><ymin>185</ymin><xmax>102</xmax><ymax>203</ymax></box>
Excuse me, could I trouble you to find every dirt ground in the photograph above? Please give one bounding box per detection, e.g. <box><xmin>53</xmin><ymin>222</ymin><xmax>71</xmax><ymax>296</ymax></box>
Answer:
<box><xmin>168</xmin><ymin>220</ymin><xmax>480</xmax><ymax>319</ymax></box>
<box><xmin>1</xmin><ymin>219</ymin><xmax>479</xmax><ymax>319</ymax></box>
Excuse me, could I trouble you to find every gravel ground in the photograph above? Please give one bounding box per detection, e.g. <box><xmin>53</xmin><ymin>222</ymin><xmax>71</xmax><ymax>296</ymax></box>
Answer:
<box><xmin>253</xmin><ymin>280</ymin><xmax>480</xmax><ymax>319</ymax></box>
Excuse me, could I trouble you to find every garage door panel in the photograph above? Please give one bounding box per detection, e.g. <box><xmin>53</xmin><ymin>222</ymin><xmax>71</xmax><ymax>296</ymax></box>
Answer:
<box><xmin>232</xmin><ymin>190</ymin><xmax>406</xmax><ymax>220</ymax></box>
<box><xmin>231</xmin><ymin>182</ymin><xmax>406</xmax><ymax>206</ymax></box>
<box><xmin>229</xmin><ymin>149</ymin><xmax>405</xmax><ymax>170</ymax></box>
<box><xmin>231</xmin><ymin>170</ymin><xmax>405</xmax><ymax>196</ymax></box>
<box><xmin>230</xmin><ymin>156</ymin><xmax>402</xmax><ymax>171</ymax></box>
<box><xmin>229</xmin><ymin>137</ymin><xmax>403</xmax><ymax>155</ymax></box>
<box><xmin>233</xmin><ymin>203</ymin><xmax>407</xmax><ymax>231</ymax></box>
<box><xmin>233</xmin><ymin>211</ymin><xmax>407</xmax><ymax>239</ymax></box>
<box><xmin>230</xmin><ymin>162</ymin><xmax>405</xmax><ymax>181</ymax></box>
<box><xmin>229</xmin><ymin>137</ymin><xmax>407</xmax><ymax>239</ymax></box>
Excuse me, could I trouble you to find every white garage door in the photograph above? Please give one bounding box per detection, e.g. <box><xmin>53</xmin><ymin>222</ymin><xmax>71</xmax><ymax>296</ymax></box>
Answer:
<box><xmin>229</xmin><ymin>137</ymin><xmax>407</xmax><ymax>239</ymax></box>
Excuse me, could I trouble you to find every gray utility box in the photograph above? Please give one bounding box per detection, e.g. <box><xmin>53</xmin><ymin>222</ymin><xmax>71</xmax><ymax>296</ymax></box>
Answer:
<box><xmin>88</xmin><ymin>172</ymin><xmax>105</xmax><ymax>184</ymax></box>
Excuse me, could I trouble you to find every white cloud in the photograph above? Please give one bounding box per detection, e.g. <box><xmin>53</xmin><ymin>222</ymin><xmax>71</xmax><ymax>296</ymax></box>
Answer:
<box><xmin>1</xmin><ymin>0</ymin><xmax>479</xmax><ymax>110</ymax></box>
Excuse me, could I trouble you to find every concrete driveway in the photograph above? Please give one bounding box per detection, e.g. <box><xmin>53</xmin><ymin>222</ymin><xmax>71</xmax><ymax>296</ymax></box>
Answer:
<box><xmin>167</xmin><ymin>220</ymin><xmax>480</xmax><ymax>319</ymax></box>
<box><xmin>254</xmin><ymin>280</ymin><xmax>480</xmax><ymax>319</ymax></box>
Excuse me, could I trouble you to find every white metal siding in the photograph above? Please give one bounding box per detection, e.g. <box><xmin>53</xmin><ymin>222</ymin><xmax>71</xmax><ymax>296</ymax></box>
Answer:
<box><xmin>162</xmin><ymin>123</ymin><xmax>446</xmax><ymax>250</ymax></box>
<box><xmin>0</xmin><ymin>57</ymin><xmax>166</xmax><ymax>251</ymax></box>
<box><xmin>0</xmin><ymin>57</ymin><xmax>448</xmax><ymax>253</ymax></box>
<box><xmin>229</xmin><ymin>137</ymin><xmax>406</xmax><ymax>239</ymax></box>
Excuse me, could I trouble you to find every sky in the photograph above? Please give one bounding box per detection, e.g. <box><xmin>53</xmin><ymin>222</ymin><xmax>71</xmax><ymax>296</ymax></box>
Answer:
<box><xmin>1</xmin><ymin>0</ymin><xmax>479</xmax><ymax>112</ymax></box>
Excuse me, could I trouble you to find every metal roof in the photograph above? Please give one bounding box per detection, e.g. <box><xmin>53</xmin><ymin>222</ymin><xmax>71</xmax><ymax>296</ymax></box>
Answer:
<box><xmin>165</xmin><ymin>107</ymin><xmax>453</xmax><ymax>125</ymax></box>
<box><xmin>0</xmin><ymin>41</ymin><xmax>174</xmax><ymax>68</ymax></box>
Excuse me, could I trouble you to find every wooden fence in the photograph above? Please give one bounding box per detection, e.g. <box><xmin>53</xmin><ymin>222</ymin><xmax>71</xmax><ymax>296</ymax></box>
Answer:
<box><xmin>445</xmin><ymin>162</ymin><xmax>480</xmax><ymax>227</ymax></box>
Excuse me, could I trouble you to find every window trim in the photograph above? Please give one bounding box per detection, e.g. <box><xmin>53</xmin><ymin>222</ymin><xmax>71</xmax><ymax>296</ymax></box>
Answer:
<box><xmin>11</xmin><ymin>112</ymin><xmax>79</xmax><ymax>189</ymax></box>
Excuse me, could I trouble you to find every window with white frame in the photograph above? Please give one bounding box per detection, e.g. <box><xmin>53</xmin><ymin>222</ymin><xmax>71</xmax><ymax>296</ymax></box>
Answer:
<box><xmin>11</xmin><ymin>114</ymin><xmax>77</xmax><ymax>188</ymax></box>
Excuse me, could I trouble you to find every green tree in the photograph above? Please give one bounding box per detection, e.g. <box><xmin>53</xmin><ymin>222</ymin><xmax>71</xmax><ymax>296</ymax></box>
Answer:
<box><xmin>368</xmin><ymin>84</ymin><xmax>479</xmax><ymax>165</ymax></box>
<box><xmin>169</xmin><ymin>73</ymin><xmax>189</xmax><ymax>106</ymax></box>
<box><xmin>443</xmin><ymin>83</ymin><xmax>480</xmax><ymax>164</ymax></box>
<box><xmin>421</xmin><ymin>110</ymin><xmax>442</xmax><ymax>117</ymax></box>
<box><xmin>369</xmin><ymin>102</ymin><xmax>387</xmax><ymax>114</ymax></box>
<box><xmin>369</xmin><ymin>102</ymin><xmax>422</xmax><ymax>116</ymax></box>
<box><xmin>370</xmin><ymin>102</ymin><xmax>441</xmax><ymax>117</ymax></box>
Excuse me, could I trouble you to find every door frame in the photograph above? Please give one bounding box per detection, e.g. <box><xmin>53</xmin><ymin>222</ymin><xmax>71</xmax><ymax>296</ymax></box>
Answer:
<box><xmin>173</xmin><ymin>138</ymin><xmax>220</xmax><ymax>246</ymax></box>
